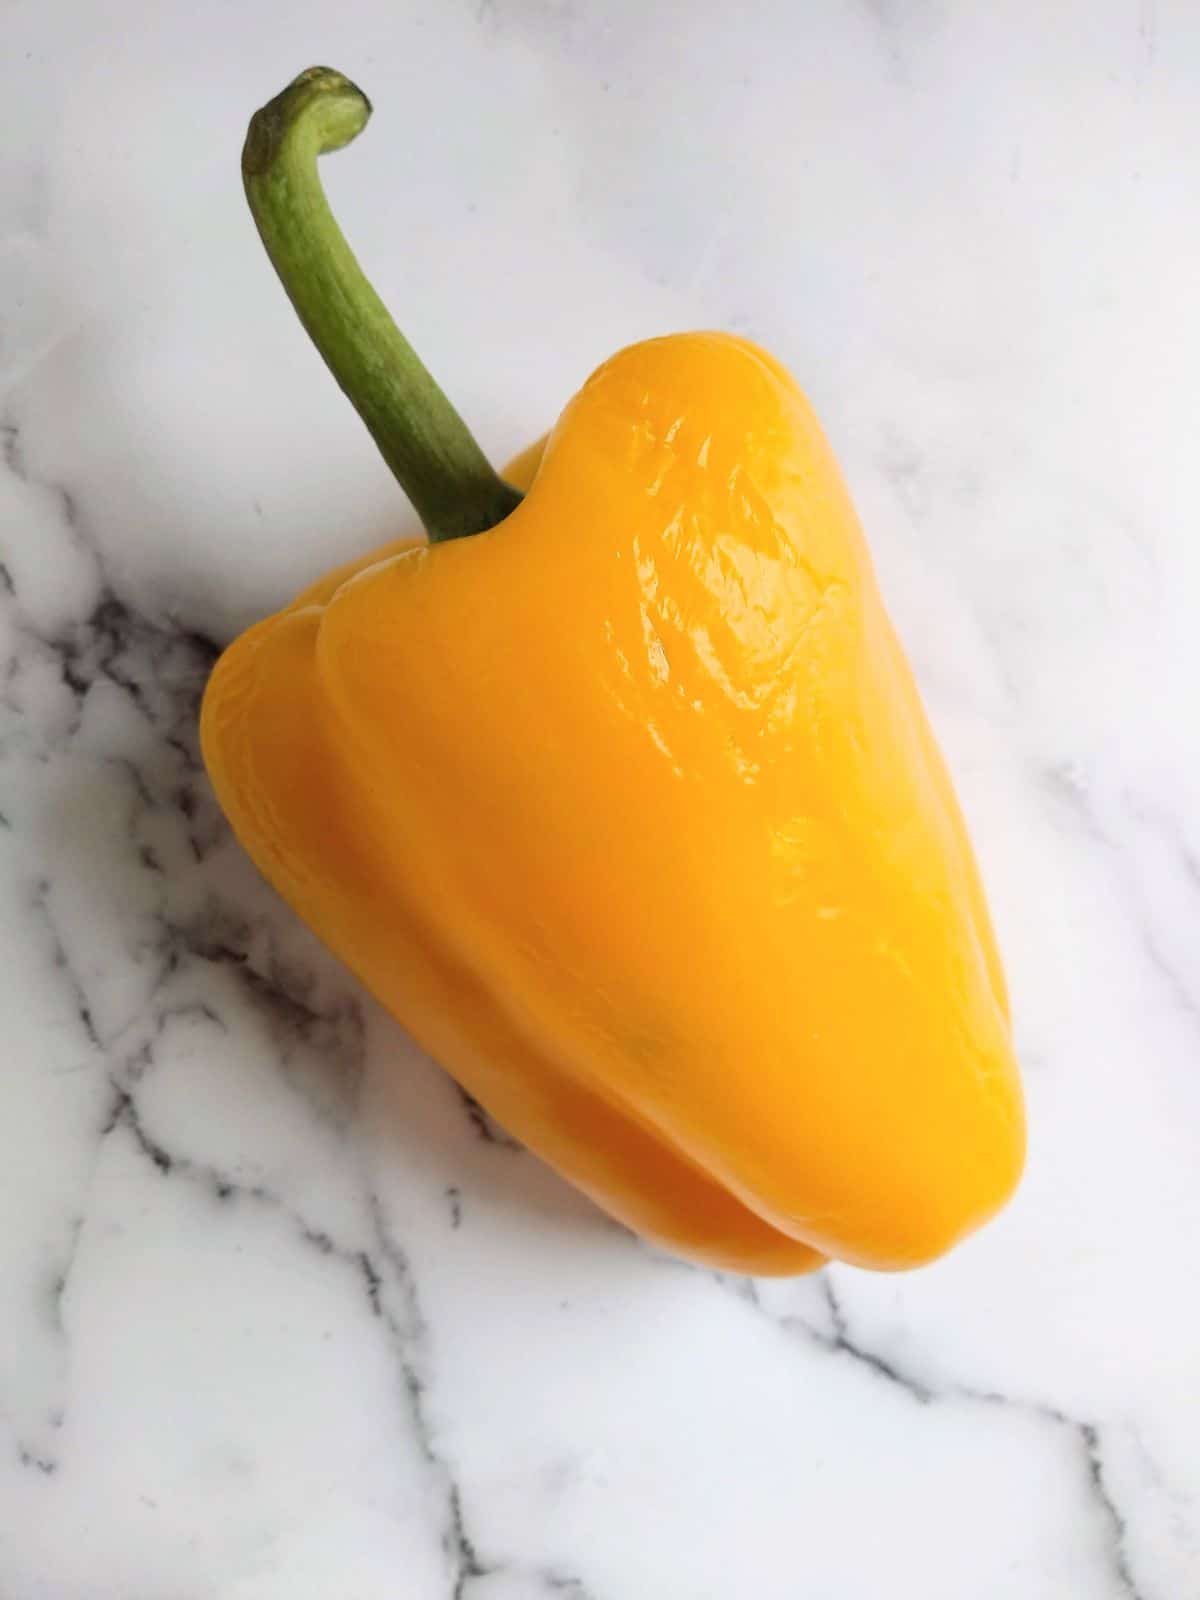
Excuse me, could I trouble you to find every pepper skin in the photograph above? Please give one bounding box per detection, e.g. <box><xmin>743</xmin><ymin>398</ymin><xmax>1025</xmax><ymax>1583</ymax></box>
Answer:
<box><xmin>202</xmin><ymin>72</ymin><xmax>1024</xmax><ymax>1276</ymax></box>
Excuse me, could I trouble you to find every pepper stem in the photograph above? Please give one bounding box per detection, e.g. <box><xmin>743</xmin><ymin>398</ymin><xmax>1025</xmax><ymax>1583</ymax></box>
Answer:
<box><xmin>242</xmin><ymin>67</ymin><xmax>522</xmax><ymax>543</ymax></box>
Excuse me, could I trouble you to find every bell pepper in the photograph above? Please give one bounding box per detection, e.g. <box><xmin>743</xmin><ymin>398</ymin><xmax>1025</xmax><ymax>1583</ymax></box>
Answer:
<box><xmin>201</xmin><ymin>67</ymin><xmax>1025</xmax><ymax>1275</ymax></box>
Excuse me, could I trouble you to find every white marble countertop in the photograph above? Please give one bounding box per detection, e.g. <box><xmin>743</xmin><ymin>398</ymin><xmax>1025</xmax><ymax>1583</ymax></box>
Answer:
<box><xmin>3</xmin><ymin>3</ymin><xmax>1199</xmax><ymax>1596</ymax></box>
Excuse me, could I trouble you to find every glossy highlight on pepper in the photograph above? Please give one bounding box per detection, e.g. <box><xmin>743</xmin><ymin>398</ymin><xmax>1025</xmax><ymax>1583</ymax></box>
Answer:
<box><xmin>201</xmin><ymin>67</ymin><xmax>1025</xmax><ymax>1276</ymax></box>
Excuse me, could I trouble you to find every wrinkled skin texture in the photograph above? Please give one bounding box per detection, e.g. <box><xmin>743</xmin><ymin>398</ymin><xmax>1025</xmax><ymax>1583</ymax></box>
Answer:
<box><xmin>201</xmin><ymin>333</ymin><xmax>1024</xmax><ymax>1275</ymax></box>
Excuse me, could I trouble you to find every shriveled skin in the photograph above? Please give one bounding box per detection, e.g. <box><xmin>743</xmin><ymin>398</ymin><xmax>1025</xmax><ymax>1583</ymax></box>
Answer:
<box><xmin>201</xmin><ymin>333</ymin><xmax>1024</xmax><ymax>1274</ymax></box>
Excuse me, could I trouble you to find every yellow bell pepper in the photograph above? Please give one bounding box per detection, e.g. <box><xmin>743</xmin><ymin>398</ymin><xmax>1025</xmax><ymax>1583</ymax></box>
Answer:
<box><xmin>201</xmin><ymin>68</ymin><xmax>1024</xmax><ymax>1275</ymax></box>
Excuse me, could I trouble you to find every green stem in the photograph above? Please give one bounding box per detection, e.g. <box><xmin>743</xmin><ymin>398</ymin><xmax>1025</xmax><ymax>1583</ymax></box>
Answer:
<box><xmin>242</xmin><ymin>66</ymin><xmax>522</xmax><ymax>543</ymax></box>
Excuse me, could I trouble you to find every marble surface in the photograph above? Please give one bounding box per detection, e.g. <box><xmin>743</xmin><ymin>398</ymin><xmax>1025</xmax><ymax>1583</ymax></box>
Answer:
<box><xmin>2</xmin><ymin>2</ymin><xmax>1199</xmax><ymax>1595</ymax></box>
